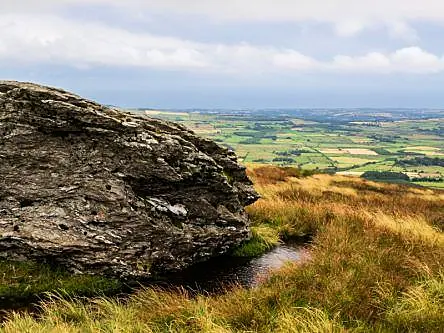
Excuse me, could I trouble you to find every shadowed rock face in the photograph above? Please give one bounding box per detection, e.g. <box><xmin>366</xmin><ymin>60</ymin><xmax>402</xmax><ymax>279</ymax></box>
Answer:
<box><xmin>0</xmin><ymin>81</ymin><xmax>258</xmax><ymax>278</ymax></box>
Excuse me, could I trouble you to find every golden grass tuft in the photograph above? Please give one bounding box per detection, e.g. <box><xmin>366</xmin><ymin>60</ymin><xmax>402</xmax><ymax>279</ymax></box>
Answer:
<box><xmin>275</xmin><ymin>307</ymin><xmax>346</xmax><ymax>333</ymax></box>
<box><xmin>384</xmin><ymin>272</ymin><xmax>444</xmax><ymax>332</ymax></box>
<box><xmin>368</xmin><ymin>212</ymin><xmax>444</xmax><ymax>247</ymax></box>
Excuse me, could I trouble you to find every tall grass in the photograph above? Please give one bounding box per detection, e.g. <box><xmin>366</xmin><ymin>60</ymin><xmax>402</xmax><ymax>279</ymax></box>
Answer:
<box><xmin>2</xmin><ymin>166</ymin><xmax>443</xmax><ymax>332</ymax></box>
<box><xmin>384</xmin><ymin>272</ymin><xmax>444</xmax><ymax>332</ymax></box>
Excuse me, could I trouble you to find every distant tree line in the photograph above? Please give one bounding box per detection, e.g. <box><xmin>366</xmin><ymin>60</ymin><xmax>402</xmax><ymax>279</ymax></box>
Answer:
<box><xmin>272</xmin><ymin>157</ymin><xmax>295</xmax><ymax>163</ymax></box>
<box><xmin>411</xmin><ymin>177</ymin><xmax>443</xmax><ymax>182</ymax></box>
<box><xmin>417</xmin><ymin>127</ymin><xmax>444</xmax><ymax>137</ymax></box>
<box><xmin>371</xmin><ymin>148</ymin><xmax>391</xmax><ymax>155</ymax></box>
<box><xmin>273</xmin><ymin>149</ymin><xmax>311</xmax><ymax>157</ymax></box>
<box><xmin>368</xmin><ymin>134</ymin><xmax>403</xmax><ymax>144</ymax></box>
<box><xmin>395</xmin><ymin>157</ymin><xmax>444</xmax><ymax>167</ymax></box>
<box><xmin>361</xmin><ymin>171</ymin><xmax>410</xmax><ymax>181</ymax></box>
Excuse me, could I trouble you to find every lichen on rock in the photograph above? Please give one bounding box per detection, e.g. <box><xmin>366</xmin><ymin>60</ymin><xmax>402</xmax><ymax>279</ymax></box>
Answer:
<box><xmin>0</xmin><ymin>81</ymin><xmax>258</xmax><ymax>278</ymax></box>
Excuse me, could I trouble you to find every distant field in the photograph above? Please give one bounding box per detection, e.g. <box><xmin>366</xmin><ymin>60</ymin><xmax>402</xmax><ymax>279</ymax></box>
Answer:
<box><xmin>413</xmin><ymin>181</ymin><xmax>444</xmax><ymax>189</ymax></box>
<box><xmin>320</xmin><ymin>148</ymin><xmax>378</xmax><ymax>155</ymax></box>
<box><xmin>145</xmin><ymin>110</ymin><xmax>189</xmax><ymax>117</ymax></box>
<box><xmin>134</xmin><ymin>108</ymin><xmax>444</xmax><ymax>189</ymax></box>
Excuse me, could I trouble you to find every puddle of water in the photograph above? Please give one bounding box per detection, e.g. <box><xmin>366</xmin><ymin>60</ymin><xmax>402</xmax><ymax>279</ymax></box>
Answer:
<box><xmin>0</xmin><ymin>244</ymin><xmax>309</xmax><ymax>320</ymax></box>
<box><xmin>158</xmin><ymin>243</ymin><xmax>308</xmax><ymax>293</ymax></box>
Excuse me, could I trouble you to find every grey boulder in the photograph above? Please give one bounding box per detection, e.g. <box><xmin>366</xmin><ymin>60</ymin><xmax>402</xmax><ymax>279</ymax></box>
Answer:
<box><xmin>0</xmin><ymin>81</ymin><xmax>258</xmax><ymax>278</ymax></box>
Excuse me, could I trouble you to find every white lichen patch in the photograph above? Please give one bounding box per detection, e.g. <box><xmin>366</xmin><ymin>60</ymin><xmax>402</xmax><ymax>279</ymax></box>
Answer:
<box><xmin>122</xmin><ymin>121</ymin><xmax>139</xmax><ymax>128</ymax></box>
<box><xmin>146</xmin><ymin>197</ymin><xmax>188</xmax><ymax>216</ymax></box>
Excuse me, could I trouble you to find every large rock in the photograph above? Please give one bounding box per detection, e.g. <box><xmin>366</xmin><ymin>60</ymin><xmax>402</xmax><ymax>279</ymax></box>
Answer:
<box><xmin>0</xmin><ymin>81</ymin><xmax>258</xmax><ymax>278</ymax></box>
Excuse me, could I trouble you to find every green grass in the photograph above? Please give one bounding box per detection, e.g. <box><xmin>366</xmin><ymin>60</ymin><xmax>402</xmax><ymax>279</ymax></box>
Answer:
<box><xmin>231</xmin><ymin>225</ymin><xmax>280</xmax><ymax>257</ymax></box>
<box><xmin>0</xmin><ymin>261</ymin><xmax>123</xmax><ymax>308</ymax></box>
<box><xmin>414</xmin><ymin>181</ymin><xmax>444</xmax><ymax>189</ymax></box>
<box><xmin>384</xmin><ymin>273</ymin><xmax>444</xmax><ymax>332</ymax></box>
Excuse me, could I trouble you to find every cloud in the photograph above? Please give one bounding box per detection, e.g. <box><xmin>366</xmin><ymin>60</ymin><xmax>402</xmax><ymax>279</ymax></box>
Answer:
<box><xmin>0</xmin><ymin>14</ymin><xmax>280</xmax><ymax>72</ymax></box>
<box><xmin>1</xmin><ymin>1</ymin><xmax>436</xmax><ymax>41</ymax></box>
<box><xmin>332</xmin><ymin>53</ymin><xmax>391</xmax><ymax>72</ymax></box>
<box><xmin>331</xmin><ymin>47</ymin><xmax>444</xmax><ymax>73</ymax></box>
<box><xmin>87</xmin><ymin>0</ymin><xmax>444</xmax><ymax>23</ymax></box>
<box><xmin>273</xmin><ymin>51</ymin><xmax>321</xmax><ymax>70</ymax></box>
<box><xmin>332</xmin><ymin>19</ymin><xmax>419</xmax><ymax>42</ymax></box>
<box><xmin>270</xmin><ymin>47</ymin><xmax>444</xmax><ymax>74</ymax></box>
<box><xmin>0</xmin><ymin>14</ymin><xmax>210</xmax><ymax>70</ymax></box>
<box><xmin>1</xmin><ymin>13</ymin><xmax>443</xmax><ymax>75</ymax></box>
<box><xmin>391</xmin><ymin>47</ymin><xmax>444</xmax><ymax>73</ymax></box>
<box><xmin>388</xmin><ymin>21</ymin><xmax>419</xmax><ymax>42</ymax></box>
<box><xmin>35</xmin><ymin>0</ymin><xmax>444</xmax><ymax>22</ymax></box>
<box><xmin>334</xmin><ymin>20</ymin><xmax>367</xmax><ymax>37</ymax></box>
<box><xmin>4</xmin><ymin>1</ymin><xmax>443</xmax><ymax>25</ymax></box>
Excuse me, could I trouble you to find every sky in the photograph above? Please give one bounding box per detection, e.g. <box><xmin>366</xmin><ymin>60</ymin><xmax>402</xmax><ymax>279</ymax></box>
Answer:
<box><xmin>1</xmin><ymin>0</ymin><xmax>444</xmax><ymax>108</ymax></box>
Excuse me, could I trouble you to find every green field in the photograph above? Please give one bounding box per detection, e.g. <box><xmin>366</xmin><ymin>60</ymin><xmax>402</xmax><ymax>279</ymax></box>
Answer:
<box><xmin>139</xmin><ymin>109</ymin><xmax>444</xmax><ymax>188</ymax></box>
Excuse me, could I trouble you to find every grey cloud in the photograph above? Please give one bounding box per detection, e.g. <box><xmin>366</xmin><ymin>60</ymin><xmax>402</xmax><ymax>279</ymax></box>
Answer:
<box><xmin>1</xmin><ymin>13</ymin><xmax>443</xmax><ymax>74</ymax></box>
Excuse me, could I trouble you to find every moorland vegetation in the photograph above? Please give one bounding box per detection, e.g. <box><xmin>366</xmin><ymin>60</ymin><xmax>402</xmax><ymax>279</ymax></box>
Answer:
<box><xmin>2</xmin><ymin>166</ymin><xmax>443</xmax><ymax>332</ymax></box>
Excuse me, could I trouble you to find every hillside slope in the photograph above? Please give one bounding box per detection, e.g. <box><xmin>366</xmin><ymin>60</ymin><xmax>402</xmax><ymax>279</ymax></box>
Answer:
<box><xmin>2</xmin><ymin>167</ymin><xmax>443</xmax><ymax>332</ymax></box>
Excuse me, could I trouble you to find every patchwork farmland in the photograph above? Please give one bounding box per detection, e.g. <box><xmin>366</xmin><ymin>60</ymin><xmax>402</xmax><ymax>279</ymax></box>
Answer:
<box><xmin>140</xmin><ymin>109</ymin><xmax>444</xmax><ymax>189</ymax></box>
